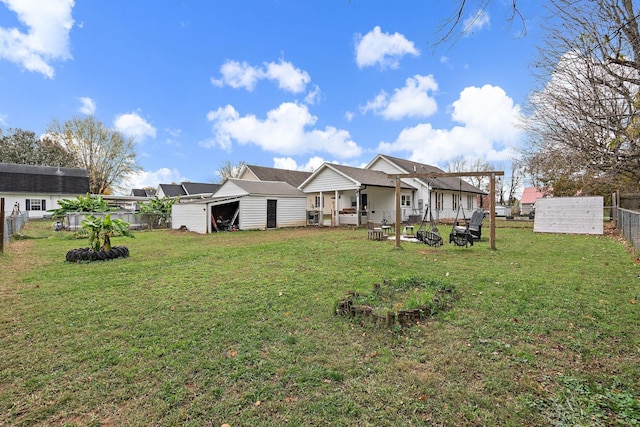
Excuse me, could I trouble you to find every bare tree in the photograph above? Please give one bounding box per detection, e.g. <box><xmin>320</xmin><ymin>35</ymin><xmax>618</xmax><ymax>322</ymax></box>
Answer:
<box><xmin>436</xmin><ymin>0</ymin><xmax>525</xmax><ymax>46</ymax></box>
<box><xmin>523</xmin><ymin>0</ymin><xmax>640</xmax><ymax>197</ymax></box>
<box><xmin>217</xmin><ymin>160</ymin><xmax>247</xmax><ymax>183</ymax></box>
<box><xmin>47</xmin><ymin>116</ymin><xmax>140</xmax><ymax>194</ymax></box>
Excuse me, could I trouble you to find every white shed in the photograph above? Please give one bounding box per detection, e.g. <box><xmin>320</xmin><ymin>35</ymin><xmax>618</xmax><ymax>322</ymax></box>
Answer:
<box><xmin>171</xmin><ymin>179</ymin><xmax>307</xmax><ymax>233</ymax></box>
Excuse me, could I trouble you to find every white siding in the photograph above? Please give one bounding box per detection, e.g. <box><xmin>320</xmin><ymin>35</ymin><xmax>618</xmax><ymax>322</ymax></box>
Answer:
<box><xmin>0</xmin><ymin>193</ymin><xmax>76</xmax><ymax>219</ymax></box>
<box><xmin>172</xmin><ymin>203</ymin><xmax>208</xmax><ymax>234</ymax></box>
<box><xmin>215</xmin><ymin>181</ymin><xmax>250</xmax><ymax>198</ymax></box>
<box><xmin>534</xmin><ymin>197</ymin><xmax>603</xmax><ymax>235</ymax></box>
<box><xmin>239</xmin><ymin>197</ymin><xmax>267</xmax><ymax>230</ymax></box>
<box><xmin>277</xmin><ymin>197</ymin><xmax>307</xmax><ymax>228</ymax></box>
<box><xmin>302</xmin><ymin>167</ymin><xmax>357</xmax><ymax>192</ymax></box>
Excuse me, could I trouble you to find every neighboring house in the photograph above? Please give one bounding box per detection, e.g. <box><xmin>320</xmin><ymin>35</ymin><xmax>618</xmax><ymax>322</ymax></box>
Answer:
<box><xmin>520</xmin><ymin>187</ymin><xmax>546</xmax><ymax>215</ymax></box>
<box><xmin>365</xmin><ymin>154</ymin><xmax>485</xmax><ymax>221</ymax></box>
<box><xmin>298</xmin><ymin>162</ymin><xmax>417</xmax><ymax>226</ymax></box>
<box><xmin>130</xmin><ymin>188</ymin><xmax>156</xmax><ymax>197</ymax></box>
<box><xmin>156</xmin><ymin>182</ymin><xmax>220</xmax><ymax>198</ymax></box>
<box><xmin>171</xmin><ymin>179</ymin><xmax>307</xmax><ymax>233</ymax></box>
<box><xmin>0</xmin><ymin>162</ymin><xmax>89</xmax><ymax>219</ymax></box>
<box><xmin>238</xmin><ymin>164</ymin><xmax>312</xmax><ymax>187</ymax></box>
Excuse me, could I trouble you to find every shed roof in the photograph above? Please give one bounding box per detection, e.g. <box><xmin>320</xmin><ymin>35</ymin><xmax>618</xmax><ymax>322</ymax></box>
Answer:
<box><xmin>223</xmin><ymin>179</ymin><xmax>306</xmax><ymax>197</ymax></box>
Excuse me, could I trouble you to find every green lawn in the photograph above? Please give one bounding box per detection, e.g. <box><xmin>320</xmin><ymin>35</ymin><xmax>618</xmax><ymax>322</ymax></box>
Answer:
<box><xmin>1</xmin><ymin>220</ymin><xmax>639</xmax><ymax>426</ymax></box>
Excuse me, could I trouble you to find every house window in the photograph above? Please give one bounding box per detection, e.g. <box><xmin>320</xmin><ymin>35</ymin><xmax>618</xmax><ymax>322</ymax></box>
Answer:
<box><xmin>452</xmin><ymin>193</ymin><xmax>460</xmax><ymax>211</ymax></box>
<box><xmin>435</xmin><ymin>192</ymin><xmax>443</xmax><ymax>211</ymax></box>
<box><xmin>351</xmin><ymin>196</ymin><xmax>357</xmax><ymax>207</ymax></box>
<box><xmin>314</xmin><ymin>196</ymin><xmax>322</xmax><ymax>209</ymax></box>
<box><xmin>26</xmin><ymin>199</ymin><xmax>46</xmax><ymax>211</ymax></box>
<box><xmin>401</xmin><ymin>194</ymin><xmax>411</xmax><ymax>207</ymax></box>
<box><xmin>467</xmin><ymin>195</ymin><xmax>474</xmax><ymax>210</ymax></box>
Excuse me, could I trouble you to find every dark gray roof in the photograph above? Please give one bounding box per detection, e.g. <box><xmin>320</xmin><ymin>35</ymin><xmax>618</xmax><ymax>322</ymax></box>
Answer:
<box><xmin>328</xmin><ymin>163</ymin><xmax>416</xmax><ymax>189</ymax></box>
<box><xmin>182</xmin><ymin>182</ymin><xmax>220</xmax><ymax>195</ymax></box>
<box><xmin>0</xmin><ymin>162</ymin><xmax>89</xmax><ymax>194</ymax></box>
<box><xmin>244</xmin><ymin>165</ymin><xmax>312</xmax><ymax>187</ymax></box>
<box><xmin>131</xmin><ymin>188</ymin><xmax>156</xmax><ymax>197</ymax></box>
<box><xmin>226</xmin><ymin>179</ymin><xmax>306</xmax><ymax>197</ymax></box>
<box><xmin>158</xmin><ymin>183</ymin><xmax>187</xmax><ymax>197</ymax></box>
<box><xmin>377</xmin><ymin>155</ymin><xmax>485</xmax><ymax>194</ymax></box>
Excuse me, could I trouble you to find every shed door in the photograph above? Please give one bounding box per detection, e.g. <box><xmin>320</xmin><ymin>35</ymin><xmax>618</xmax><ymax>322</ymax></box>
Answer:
<box><xmin>267</xmin><ymin>199</ymin><xmax>277</xmax><ymax>229</ymax></box>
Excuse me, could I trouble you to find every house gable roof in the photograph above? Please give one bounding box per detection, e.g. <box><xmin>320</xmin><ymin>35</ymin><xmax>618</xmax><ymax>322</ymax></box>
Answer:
<box><xmin>369</xmin><ymin>154</ymin><xmax>485</xmax><ymax>194</ymax></box>
<box><xmin>299</xmin><ymin>162</ymin><xmax>416</xmax><ymax>191</ymax></box>
<box><xmin>241</xmin><ymin>165</ymin><xmax>312</xmax><ymax>187</ymax></box>
<box><xmin>0</xmin><ymin>162</ymin><xmax>89</xmax><ymax>194</ymax></box>
<box><xmin>157</xmin><ymin>183</ymin><xmax>187</xmax><ymax>197</ymax></box>
<box><xmin>520</xmin><ymin>187</ymin><xmax>546</xmax><ymax>204</ymax></box>
<box><xmin>182</xmin><ymin>182</ymin><xmax>220</xmax><ymax>195</ymax></box>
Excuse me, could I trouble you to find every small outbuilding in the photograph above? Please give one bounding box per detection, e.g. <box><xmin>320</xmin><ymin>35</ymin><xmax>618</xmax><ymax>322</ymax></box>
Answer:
<box><xmin>171</xmin><ymin>179</ymin><xmax>307</xmax><ymax>233</ymax></box>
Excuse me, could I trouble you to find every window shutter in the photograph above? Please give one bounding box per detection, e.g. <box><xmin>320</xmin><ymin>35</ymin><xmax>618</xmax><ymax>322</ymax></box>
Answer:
<box><xmin>25</xmin><ymin>199</ymin><xmax>30</xmax><ymax>210</ymax></box>
<box><xmin>42</xmin><ymin>200</ymin><xmax>46</xmax><ymax>211</ymax></box>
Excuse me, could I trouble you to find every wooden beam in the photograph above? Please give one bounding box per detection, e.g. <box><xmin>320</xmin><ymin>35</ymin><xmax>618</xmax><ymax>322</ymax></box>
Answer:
<box><xmin>394</xmin><ymin>177</ymin><xmax>401</xmax><ymax>249</ymax></box>
<box><xmin>0</xmin><ymin>197</ymin><xmax>4</xmax><ymax>254</ymax></box>
<box><xmin>489</xmin><ymin>173</ymin><xmax>496</xmax><ymax>250</ymax></box>
<box><xmin>387</xmin><ymin>171</ymin><xmax>504</xmax><ymax>179</ymax></box>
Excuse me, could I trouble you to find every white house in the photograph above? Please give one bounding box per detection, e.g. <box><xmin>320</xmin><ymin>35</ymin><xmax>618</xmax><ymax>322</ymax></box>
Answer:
<box><xmin>298</xmin><ymin>162</ymin><xmax>417</xmax><ymax>226</ymax></box>
<box><xmin>171</xmin><ymin>179</ymin><xmax>307</xmax><ymax>233</ymax></box>
<box><xmin>366</xmin><ymin>154</ymin><xmax>485</xmax><ymax>221</ymax></box>
<box><xmin>0</xmin><ymin>162</ymin><xmax>89</xmax><ymax>219</ymax></box>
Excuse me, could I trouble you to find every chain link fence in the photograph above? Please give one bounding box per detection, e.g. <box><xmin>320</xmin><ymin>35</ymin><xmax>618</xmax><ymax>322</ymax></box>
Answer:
<box><xmin>3</xmin><ymin>212</ymin><xmax>29</xmax><ymax>244</ymax></box>
<box><xmin>616</xmin><ymin>207</ymin><xmax>640</xmax><ymax>252</ymax></box>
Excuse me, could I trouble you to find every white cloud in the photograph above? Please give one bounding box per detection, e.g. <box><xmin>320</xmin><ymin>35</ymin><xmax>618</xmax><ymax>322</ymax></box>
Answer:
<box><xmin>0</xmin><ymin>0</ymin><xmax>74</xmax><ymax>78</ymax></box>
<box><xmin>211</xmin><ymin>59</ymin><xmax>311</xmax><ymax>94</ymax></box>
<box><xmin>113</xmin><ymin>111</ymin><xmax>157</xmax><ymax>142</ymax></box>
<box><xmin>376</xmin><ymin>84</ymin><xmax>522</xmax><ymax>165</ymax></box>
<box><xmin>304</xmin><ymin>84</ymin><xmax>321</xmax><ymax>105</ymax></box>
<box><xmin>203</xmin><ymin>102</ymin><xmax>362</xmax><ymax>159</ymax></box>
<box><xmin>354</xmin><ymin>26</ymin><xmax>419</xmax><ymax>69</ymax></box>
<box><xmin>0</xmin><ymin>113</ymin><xmax>7</xmax><ymax>126</ymax></box>
<box><xmin>119</xmin><ymin>167</ymin><xmax>187</xmax><ymax>195</ymax></box>
<box><xmin>362</xmin><ymin>74</ymin><xmax>438</xmax><ymax>120</ymax></box>
<box><xmin>273</xmin><ymin>156</ymin><xmax>326</xmax><ymax>172</ymax></box>
<box><xmin>463</xmin><ymin>9</ymin><xmax>490</xmax><ymax>35</ymax></box>
<box><xmin>78</xmin><ymin>97</ymin><xmax>95</xmax><ymax>115</ymax></box>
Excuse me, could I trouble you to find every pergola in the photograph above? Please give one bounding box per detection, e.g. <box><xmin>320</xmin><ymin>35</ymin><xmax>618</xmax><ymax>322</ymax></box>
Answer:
<box><xmin>387</xmin><ymin>171</ymin><xmax>505</xmax><ymax>250</ymax></box>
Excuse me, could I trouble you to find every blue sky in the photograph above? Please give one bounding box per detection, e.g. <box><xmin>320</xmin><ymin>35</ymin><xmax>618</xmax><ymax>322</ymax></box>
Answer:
<box><xmin>0</xmin><ymin>0</ymin><xmax>543</xmax><ymax>192</ymax></box>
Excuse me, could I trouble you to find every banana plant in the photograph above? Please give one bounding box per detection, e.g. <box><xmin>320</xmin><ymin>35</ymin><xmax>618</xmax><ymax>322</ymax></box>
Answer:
<box><xmin>81</xmin><ymin>214</ymin><xmax>134</xmax><ymax>251</ymax></box>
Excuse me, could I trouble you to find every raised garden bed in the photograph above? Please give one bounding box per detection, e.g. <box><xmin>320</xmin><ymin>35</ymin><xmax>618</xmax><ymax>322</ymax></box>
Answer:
<box><xmin>335</xmin><ymin>277</ymin><xmax>457</xmax><ymax>327</ymax></box>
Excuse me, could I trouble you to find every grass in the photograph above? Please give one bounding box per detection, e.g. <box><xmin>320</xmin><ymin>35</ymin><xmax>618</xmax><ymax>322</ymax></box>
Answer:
<box><xmin>0</xmin><ymin>219</ymin><xmax>639</xmax><ymax>426</ymax></box>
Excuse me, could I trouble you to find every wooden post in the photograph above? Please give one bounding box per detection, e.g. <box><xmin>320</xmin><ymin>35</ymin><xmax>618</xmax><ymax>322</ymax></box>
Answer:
<box><xmin>0</xmin><ymin>197</ymin><xmax>4</xmax><ymax>254</ymax></box>
<box><xmin>394</xmin><ymin>177</ymin><xmax>401</xmax><ymax>249</ymax></box>
<box><xmin>489</xmin><ymin>173</ymin><xmax>496</xmax><ymax>250</ymax></box>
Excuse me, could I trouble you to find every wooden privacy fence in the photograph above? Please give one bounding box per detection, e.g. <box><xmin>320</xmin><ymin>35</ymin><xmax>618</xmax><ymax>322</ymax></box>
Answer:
<box><xmin>616</xmin><ymin>207</ymin><xmax>640</xmax><ymax>253</ymax></box>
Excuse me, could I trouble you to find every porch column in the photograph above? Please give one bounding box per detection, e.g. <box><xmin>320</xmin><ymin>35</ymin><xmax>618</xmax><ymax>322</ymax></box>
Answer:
<box><xmin>319</xmin><ymin>191</ymin><xmax>323</xmax><ymax>227</ymax></box>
